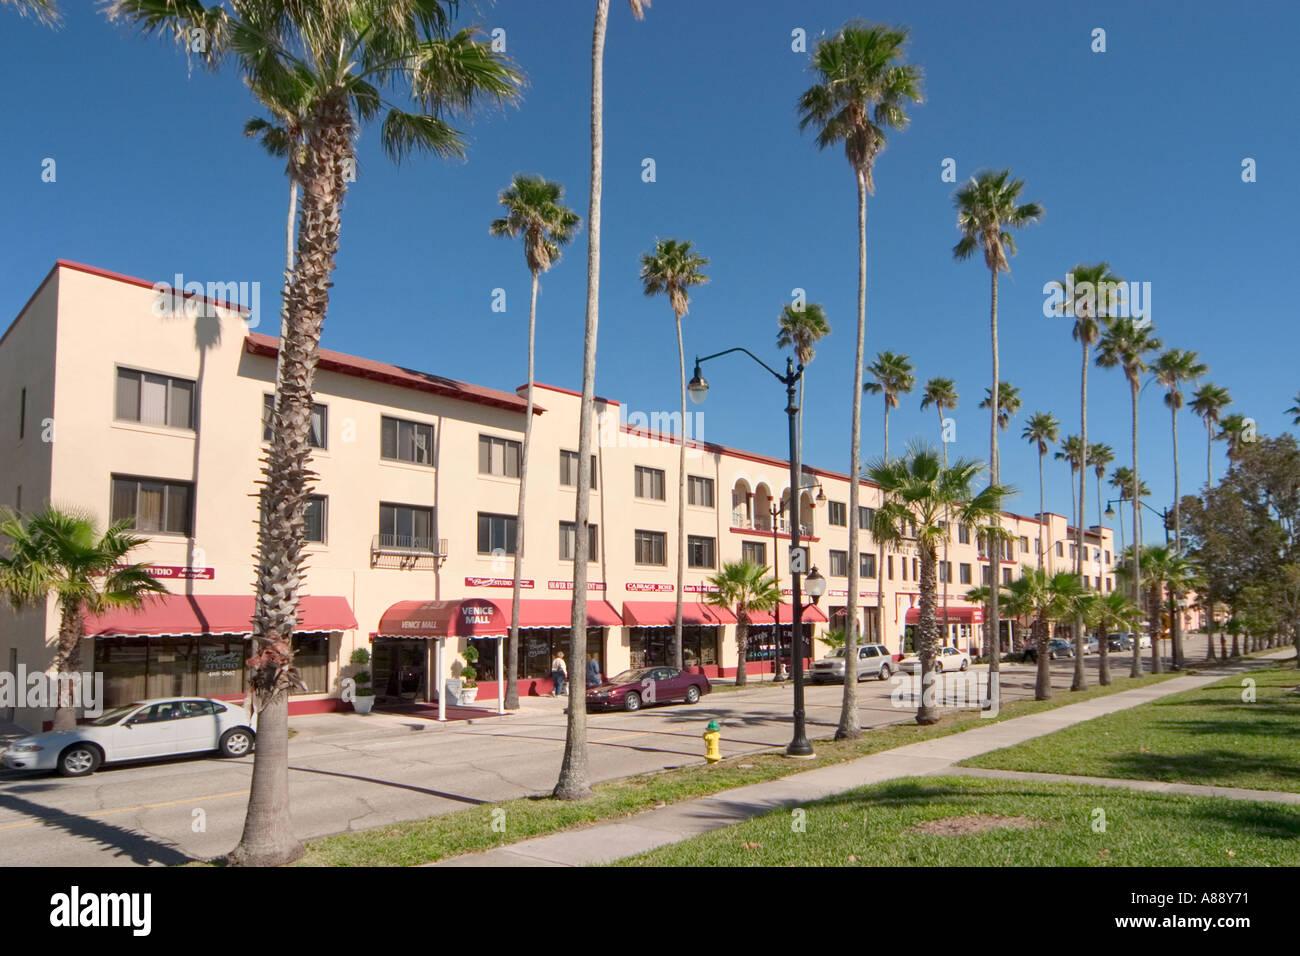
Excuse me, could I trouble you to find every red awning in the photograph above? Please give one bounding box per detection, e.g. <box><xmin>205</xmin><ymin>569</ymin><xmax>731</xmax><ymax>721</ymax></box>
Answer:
<box><xmin>84</xmin><ymin>594</ymin><xmax>358</xmax><ymax>637</ymax></box>
<box><xmin>622</xmin><ymin>602</ymin><xmax>737</xmax><ymax>627</ymax></box>
<box><xmin>904</xmin><ymin>606</ymin><xmax>983</xmax><ymax>625</ymax></box>
<box><xmin>747</xmin><ymin>603</ymin><xmax>829</xmax><ymax>625</ymax></box>
<box><xmin>375</xmin><ymin>598</ymin><xmax>621</xmax><ymax>638</ymax></box>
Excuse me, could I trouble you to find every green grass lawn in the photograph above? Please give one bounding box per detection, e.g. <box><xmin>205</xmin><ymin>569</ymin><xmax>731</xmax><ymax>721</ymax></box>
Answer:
<box><xmin>959</xmin><ymin>665</ymin><xmax>1300</xmax><ymax>792</ymax></box>
<box><xmin>292</xmin><ymin>672</ymin><xmax>1171</xmax><ymax>866</ymax></box>
<box><xmin>614</xmin><ymin>776</ymin><xmax>1300</xmax><ymax>867</ymax></box>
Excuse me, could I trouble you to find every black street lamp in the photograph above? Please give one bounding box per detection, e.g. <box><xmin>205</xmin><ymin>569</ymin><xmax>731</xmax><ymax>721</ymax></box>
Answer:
<box><xmin>1103</xmin><ymin>498</ymin><xmax>1169</xmax><ymax>545</ymax></box>
<box><xmin>689</xmin><ymin>348</ymin><xmax>819</xmax><ymax>758</ymax></box>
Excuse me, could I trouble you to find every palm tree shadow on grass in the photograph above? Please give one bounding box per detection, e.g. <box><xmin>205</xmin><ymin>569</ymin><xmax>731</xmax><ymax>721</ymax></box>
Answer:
<box><xmin>1104</xmin><ymin>748</ymin><xmax>1300</xmax><ymax>787</ymax></box>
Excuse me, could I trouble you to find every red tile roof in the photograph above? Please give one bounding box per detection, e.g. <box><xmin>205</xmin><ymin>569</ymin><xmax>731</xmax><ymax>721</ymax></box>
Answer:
<box><xmin>245</xmin><ymin>333</ymin><xmax>543</xmax><ymax>416</ymax></box>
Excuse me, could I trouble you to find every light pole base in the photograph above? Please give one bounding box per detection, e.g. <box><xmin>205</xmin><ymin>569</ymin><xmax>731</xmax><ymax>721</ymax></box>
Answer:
<box><xmin>784</xmin><ymin>743</ymin><xmax>815</xmax><ymax>759</ymax></box>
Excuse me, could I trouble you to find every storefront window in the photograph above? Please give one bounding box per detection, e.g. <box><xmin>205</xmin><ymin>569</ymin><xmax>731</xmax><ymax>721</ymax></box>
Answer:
<box><xmin>629</xmin><ymin>626</ymin><xmax>718</xmax><ymax>669</ymax></box>
<box><xmin>294</xmin><ymin>634</ymin><xmax>329</xmax><ymax>694</ymax></box>
<box><xmin>196</xmin><ymin>639</ymin><xmax>246</xmax><ymax>699</ymax></box>
<box><xmin>472</xmin><ymin>629</ymin><xmax>606</xmax><ymax>682</ymax></box>
<box><xmin>147</xmin><ymin>640</ymin><xmax>197</xmax><ymax>699</ymax></box>
<box><xmin>98</xmin><ymin>640</ymin><xmax>148</xmax><ymax>707</ymax></box>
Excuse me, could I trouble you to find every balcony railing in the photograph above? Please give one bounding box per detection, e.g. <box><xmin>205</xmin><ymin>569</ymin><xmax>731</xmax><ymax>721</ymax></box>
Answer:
<box><xmin>371</xmin><ymin>534</ymin><xmax>448</xmax><ymax>567</ymax></box>
<box><xmin>730</xmin><ymin>510</ymin><xmax>811</xmax><ymax>537</ymax></box>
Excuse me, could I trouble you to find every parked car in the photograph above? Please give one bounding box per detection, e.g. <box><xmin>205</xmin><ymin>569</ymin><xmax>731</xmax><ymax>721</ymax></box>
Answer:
<box><xmin>900</xmin><ymin>645</ymin><xmax>970</xmax><ymax>673</ymax></box>
<box><xmin>810</xmin><ymin>643</ymin><xmax>894</xmax><ymax>683</ymax></box>
<box><xmin>1</xmin><ymin>697</ymin><xmax>256</xmax><ymax>777</ymax></box>
<box><xmin>1108</xmin><ymin>633</ymin><xmax>1133</xmax><ymax>651</ymax></box>
<box><xmin>585</xmin><ymin>666</ymin><xmax>711</xmax><ymax>712</ymax></box>
<box><xmin>1083</xmin><ymin>636</ymin><xmax>1100</xmax><ymax>655</ymax></box>
<box><xmin>1023</xmin><ymin>638</ymin><xmax>1075</xmax><ymax>662</ymax></box>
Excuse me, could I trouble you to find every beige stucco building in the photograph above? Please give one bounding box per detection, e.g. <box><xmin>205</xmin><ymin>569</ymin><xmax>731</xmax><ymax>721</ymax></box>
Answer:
<box><xmin>0</xmin><ymin>261</ymin><xmax>1119</xmax><ymax>730</ymax></box>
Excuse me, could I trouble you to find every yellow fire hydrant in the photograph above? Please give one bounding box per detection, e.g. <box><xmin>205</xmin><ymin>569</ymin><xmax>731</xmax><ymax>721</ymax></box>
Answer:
<box><xmin>703</xmin><ymin>719</ymin><xmax>722</xmax><ymax>764</ymax></box>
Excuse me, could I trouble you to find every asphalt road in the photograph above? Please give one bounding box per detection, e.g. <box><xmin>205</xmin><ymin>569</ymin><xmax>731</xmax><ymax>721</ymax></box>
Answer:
<box><xmin>0</xmin><ymin>657</ymin><xmax>1124</xmax><ymax>866</ymax></box>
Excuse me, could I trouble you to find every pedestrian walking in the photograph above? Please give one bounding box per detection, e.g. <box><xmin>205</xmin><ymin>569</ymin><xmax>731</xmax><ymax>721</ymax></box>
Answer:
<box><xmin>586</xmin><ymin>653</ymin><xmax>601</xmax><ymax>688</ymax></box>
<box><xmin>550</xmin><ymin>650</ymin><xmax>567</xmax><ymax>697</ymax></box>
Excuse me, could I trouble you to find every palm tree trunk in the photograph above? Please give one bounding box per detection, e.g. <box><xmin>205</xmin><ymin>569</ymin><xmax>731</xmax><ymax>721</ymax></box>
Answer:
<box><xmin>554</xmin><ymin>0</ymin><xmax>607</xmax><ymax>802</ymax></box>
<box><xmin>1034</xmin><ymin>615</ymin><xmax>1052</xmax><ymax>700</ymax></box>
<box><xmin>506</xmin><ymin>272</ymin><xmax>540</xmax><ymax>711</ymax></box>
<box><xmin>230</xmin><ymin>93</ymin><xmax>352</xmax><ymax>868</ymax></box>
<box><xmin>673</xmin><ymin>310</ymin><xmax>686</xmax><ymax>671</ymax></box>
<box><xmin>736</xmin><ymin>619</ymin><xmax>749</xmax><ymax>687</ymax></box>
<box><xmin>1037</xmin><ymin>451</ymin><xmax>1046</xmax><ymax>568</ymax></box>
<box><xmin>987</xmin><ymin>266</ymin><xmax>1002</xmax><ymax>703</ymax></box>
<box><xmin>51</xmin><ymin>601</ymin><xmax>83</xmax><ymax>732</ymax></box>
<box><xmin>1170</xmin><ymin>403</ymin><xmax>1184</xmax><ymax>670</ymax></box>
<box><xmin>1129</xmin><ymin>378</ymin><xmax>1143</xmax><ymax>679</ymax></box>
<box><xmin>835</xmin><ymin>169</ymin><xmax>867</xmax><ymax>741</ymax></box>
<box><xmin>1206</xmin><ymin>598</ymin><xmax>1216</xmax><ymax>661</ymax></box>
<box><xmin>1072</xmin><ymin>344</ymin><xmax>1089</xmax><ymax>690</ymax></box>
<box><xmin>916</xmin><ymin>542</ymin><xmax>940</xmax><ymax>724</ymax></box>
<box><xmin>874</xmin><ymin>401</ymin><xmax>887</xmax><ymax>656</ymax></box>
<box><xmin>939</xmin><ymin>405</ymin><xmax>951</xmax><ymax>653</ymax></box>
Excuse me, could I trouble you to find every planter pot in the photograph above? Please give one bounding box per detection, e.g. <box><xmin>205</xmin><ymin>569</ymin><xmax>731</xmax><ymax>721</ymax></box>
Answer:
<box><xmin>460</xmin><ymin>686</ymin><xmax>478</xmax><ymax>705</ymax></box>
<box><xmin>353</xmin><ymin>694</ymin><xmax>375</xmax><ymax>715</ymax></box>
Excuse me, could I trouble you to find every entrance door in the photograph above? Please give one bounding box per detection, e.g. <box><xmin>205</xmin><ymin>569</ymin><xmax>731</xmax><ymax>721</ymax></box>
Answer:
<box><xmin>373</xmin><ymin>641</ymin><xmax>427</xmax><ymax>703</ymax></box>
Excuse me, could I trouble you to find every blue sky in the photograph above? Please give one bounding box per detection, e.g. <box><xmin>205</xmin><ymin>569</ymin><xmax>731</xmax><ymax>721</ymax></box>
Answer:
<box><xmin>2</xmin><ymin>1</ymin><xmax>1296</xmax><ymax>543</ymax></box>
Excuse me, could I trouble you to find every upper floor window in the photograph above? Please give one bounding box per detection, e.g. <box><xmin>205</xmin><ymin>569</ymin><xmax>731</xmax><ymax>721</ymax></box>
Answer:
<box><xmin>860</xmin><ymin>552</ymin><xmax>877</xmax><ymax>578</ymax></box>
<box><xmin>559</xmin><ymin>450</ymin><xmax>597</xmax><ymax>490</ymax></box>
<box><xmin>477</xmin><ymin>512</ymin><xmax>518</xmax><ymax>555</ymax></box>
<box><xmin>383</xmin><ymin>416</ymin><xmax>434</xmax><ymax>466</ymax></box>
<box><xmin>858</xmin><ymin>506</ymin><xmax>875</xmax><ymax>530</ymax></box>
<box><xmin>115</xmin><ymin>368</ymin><xmax>194</xmax><ymax>429</ymax></box>
<box><xmin>477</xmin><ymin>434</ymin><xmax>520</xmax><ymax>477</ymax></box>
<box><xmin>635</xmin><ymin>529</ymin><xmax>667</xmax><ymax>566</ymax></box>
<box><xmin>559</xmin><ymin>521</ymin><xmax>599</xmax><ymax>562</ymax></box>
<box><xmin>959</xmin><ymin>563</ymin><xmax>972</xmax><ymax>585</ymax></box>
<box><xmin>958</xmin><ymin>524</ymin><xmax>971</xmax><ymax>544</ymax></box>
<box><xmin>741</xmin><ymin>541</ymin><xmax>766</xmax><ymax>567</ymax></box>
<box><xmin>262</xmin><ymin>491</ymin><xmax>326</xmax><ymax>544</ymax></box>
<box><xmin>687</xmin><ymin>475</ymin><xmax>715</xmax><ymax>508</ymax></box>
<box><xmin>1019</xmin><ymin>536</ymin><xmax>1029</xmax><ymax>552</ymax></box>
<box><xmin>263</xmin><ymin>394</ymin><xmax>327</xmax><ymax>449</ymax></box>
<box><xmin>829</xmin><ymin>550</ymin><xmax>848</xmax><ymax>576</ymax></box>
<box><xmin>828</xmin><ymin>501</ymin><xmax>847</xmax><ymax>527</ymax></box>
<box><xmin>634</xmin><ymin>466</ymin><xmax>666</xmax><ymax>501</ymax></box>
<box><xmin>687</xmin><ymin>535</ymin><xmax>716</xmax><ymax>569</ymax></box>
<box><xmin>111</xmin><ymin>475</ymin><xmax>193</xmax><ymax>536</ymax></box>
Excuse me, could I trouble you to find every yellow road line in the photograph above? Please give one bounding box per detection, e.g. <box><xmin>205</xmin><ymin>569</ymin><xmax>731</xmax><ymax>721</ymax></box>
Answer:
<box><xmin>0</xmin><ymin>789</ymin><xmax>249</xmax><ymax>832</ymax></box>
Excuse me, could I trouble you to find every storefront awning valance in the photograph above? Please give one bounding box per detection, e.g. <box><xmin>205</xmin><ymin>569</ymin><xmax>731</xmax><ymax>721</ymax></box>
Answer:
<box><xmin>84</xmin><ymin>594</ymin><xmax>359</xmax><ymax>637</ymax></box>
<box><xmin>904</xmin><ymin>606</ymin><xmax>983</xmax><ymax>625</ymax></box>
<box><xmin>746</xmin><ymin>603</ymin><xmax>829</xmax><ymax>625</ymax></box>
<box><xmin>621</xmin><ymin>602</ymin><xmax>737</xmax><ymax>628</ymax></box>
<box><xmin>375</xmin><ymin>598</ymin><xmax>621</xmax><ymax>639</ymax></box>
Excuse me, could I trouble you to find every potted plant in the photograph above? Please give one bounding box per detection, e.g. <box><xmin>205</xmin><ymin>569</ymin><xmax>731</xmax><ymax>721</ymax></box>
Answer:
<box><xmin>350</xmin><ymin>647</ymin><xmax>375</xmax><ymax>715</ymax></box>
<box><xmin>459</xmin><ymin>645</ymin><xmax>479</xmax><ymax>704</ymax></box>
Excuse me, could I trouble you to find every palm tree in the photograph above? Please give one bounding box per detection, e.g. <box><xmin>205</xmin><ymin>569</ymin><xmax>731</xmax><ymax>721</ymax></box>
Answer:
<box><xmin>492</xmin><ymin>175</ymin><xmax>581</xmax><ymax>711</ymax></box>
<box><xmin>1190</xmin><ymin>383</ymin><xmax>1231</xmax><ymax>487</ymax></box>
<box><xmin>864</xmin><ymin>350</ymin><xmax>915</xmax><ymax>458</ymax></box>
<box><xmin>1022</xmin><ymin>413</ymin><xmax>1060</xmax><ymax>569</ymax></box>
<box><xmin>954</xmin><ymin>169</ymin><xmax>1042</xmax><ymax>708</ymax></box>
<box><xmin>1097</xmin><ymin>317</ymin><xmax>1163</xmax><ymax>679</ymax></box>
<box><xmin>1089</xmin><ymin>442</ymin><xmax>1114</xmax><ymax>529</ymax></box>
<box><xmin>3</xmin><ymin>0</ymin><xmax>59</xmax><ymax>23</ymax></box>
<box><xmin>640</xmin><ymin>238</ymin><xmax>710</xmax><ymax>672</ymax></box>
<box><xmin>554</xmin><ymin>0</ymin><xmax>648</xmax><ymax>804</ymax></box>
<box><xmin>705</xmin><ymin>561</ymin><xmax>781</xmax><ymax>688</ymax></box>
<box><xmin>1003</xmin><ymin>567</ymin><xmax>1084</xmax><ymax>700</ymax></box>
<box><xmin>920</xmin><ymin>378</ymin><xmax>959</xmax><ymax>465</ymax></box>
<box><xmin>798</xmin><ymin>19</ymin><xmax>922</xmax><ymax>741</ymax></box>
<box><xmin>1136</xmin><ymin>545</ymin><xmax>1193</xmax><ymax>674</ymax></box>
<box><xmin>776</xmin><ymin>303</ymin><xmax>832</xmax><ymax>462</ymax></box>
<box><xmin>0</xmin><ymin>507</ymin><xmax>165</xmax><ymax>730</ymax></box>
<box><xmin>979</xmin><ymin>383</ymin><xmax>1022</xmax><ymax>433</ymax></box>
<box><xmin>1054</xmin><ymin>435</ymin><xmax>1085</xmax><ymax>530</ymax></box>
<box><xmin>1287</xmin><ymin>392</ymin><xmax>1300</xmax><ymax>426</ymax></box>
<box><xmin>110</xmin><ymin>0</ymin><xmax>522</xmax><ymax>865</ymax></box>
<box><xmin>1153</xmin><ymin>348</ymin><xmax>1207</xmax><ymax>670</ymax></box>
<box><xmin>1085</xmin><ymin>589</ymin><xmax>1142</xmax><ymax>685</ymax></box>
<box><xmin>866</xmin><ymin>444</ymin><xmax>1007</xmax><ymax>723</ymax></box>
<box><xmin>1217</xmin><ymin>413</ymin><xmax>1251</xmax><ymax>470</ymax></box>
<box><xmin>1107</xmin><ymin>466</ymin><xmax>1145</xmax><ymax>555</ymax></box>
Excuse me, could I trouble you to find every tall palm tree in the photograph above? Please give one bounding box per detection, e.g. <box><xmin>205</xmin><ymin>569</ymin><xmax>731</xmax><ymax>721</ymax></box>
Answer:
<box><xmin>1054</xmin><ymin>435</ymin><xmax>1085</xmax><ymax>529</ymax></box>
<box><xmin>1085</xmin><ymin>589</ymin><xmax>1142</xmax><ymax>686</ymax></box>
<box><xmin>492</xmin><ymin>175</ymin><xmax>581</xmax><ymax>711</ymax></box>
<box><xmin>864</xmin><ymin>350</ymin><xmax>915</xmax><ymax>458</ymax></box>
<box><xmin>1055</xmin><ymin>261</ymin><xmax>1123</xmax><ymax>689</ymax></box>
<box><xmin>921</xmin><ymin>376</ymin><xmax>959</xmax><ymax>642</ymax></box>
<box><xmin>920</xmin><ymin>378</ymin><xmax>959</xmax><ymax>465</ymax></box>
<box><xmin>1136</xmin><ymin>545</ymin><xmax>1193</xmax><ymax>674</ymax></box>
<box><xmin>3</xmin><ymin>0</ymin><xmax>59</xmax><ymax>23</ymax></box>
<box><xmin>555</xmin><ymin>0</ymin><xmax>648</xmax><ymax>803</ymax></box>
<box><xmin>1022</xmin><ymin>413</ymin><xmax>1060</xmax><ymax>569</ymax></box>
<box><xmin>979</xmin><ymin>382</ymin><xmax>1022</xmax><ymax>433</ymax></box>
<box><xmin>776</xmin><ymin>302</ymin><xmax>832</xmax><ymax>461</ymax></box>
<box><xmin>640</xmin><ymin>238</ymin><xmax>710</xmax><ymax>672</ymax></box>
<box><xmin>866</xmin><ymin>444</ymin><xmax>1007</xmax><ymax>723</ymax></box>
<box><xmin>1217</xmin><ymin>413</ymin><xmax>1251</xmax><ymax>470</ymax></box>
<box><xmin>705</xmin><ymin>560</ymin><xmax>780</xmax><ymax>688</ymax></box>
<box><xmin>1003</xmin><ymin>567</ymin><xmax>1084</xmax><ymax>700</ymax></box>
<box><xmin>798</xmin><ymin>19</ymin><xmax>922</xmax><ymax>741</ymax></box>
<box><xmin>1287</xmin><ymin>392</ymin><xmax>1300</xmax><ymax>427</ymax></box>
<box><xmin>954</xmin><ymin>169</ymin><xmax>1042</xmax><ymax>707</ymax></box>
<box><xmin>1107</xmin><ymin>466</ymin><xmax>1148</xmax><ymax>556</ymax></box>
<box><xmin>1190</xmin><ymin>383</ymin><xmax>1231</xmax><ymax>487</ymax></box>
<box><xmin>0</xmin><ymin>507</ymin><xmax>165</xmax><ymax>731</ymax></box>
<box><xmin>1097</xmin><ymin>317</ymin><xmax>1163</xmax><ymax>678</ymax></box>
<box><xmin>1089</xmin><ymin>442</ymin><xmax>1114</xmax><ymax>529</ymax></box>
<box><xmin>1153</xmin><ymin>348</ymin><xmax>1207</xmax><ymax>670</ymax></box>
<box><xmin>110</xmin><ymin>0</ymin><xmax>522</xmax><ymax>865</ymax></box>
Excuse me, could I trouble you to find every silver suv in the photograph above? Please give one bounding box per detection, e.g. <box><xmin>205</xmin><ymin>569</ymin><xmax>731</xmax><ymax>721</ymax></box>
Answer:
<box><xmin>810</xmin><ymin>643</ymin><xmax>894</xmax><ymax>683</ymax></box>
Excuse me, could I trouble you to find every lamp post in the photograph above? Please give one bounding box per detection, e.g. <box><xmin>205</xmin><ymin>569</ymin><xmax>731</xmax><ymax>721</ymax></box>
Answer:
<box><xmin>769</xmin><ymin>483</ymin><xmax>825</xmax><ymax>682</ymax></box>
<box><xmin>689</xmin><ymin>349</ymin><xmax>819</xmax><ymax>757</ymax></box>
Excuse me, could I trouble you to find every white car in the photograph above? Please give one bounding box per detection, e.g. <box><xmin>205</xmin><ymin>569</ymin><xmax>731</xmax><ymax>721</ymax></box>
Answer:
<box><xmin>900</xmin><ymin>645</ymin><xmax>970</xmax><ymax>673</ymax></box>
<box><xmin>1</xmin><ymin>697</ymin><xmax>256</xmax><ymax>777</ymax></box>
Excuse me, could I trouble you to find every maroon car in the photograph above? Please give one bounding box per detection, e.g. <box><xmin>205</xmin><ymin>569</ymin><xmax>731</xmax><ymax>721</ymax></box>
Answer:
<box><xmin>586</xmin><ymin>666</ymin><xmax>711</xmax><ymax>712</ymax></box>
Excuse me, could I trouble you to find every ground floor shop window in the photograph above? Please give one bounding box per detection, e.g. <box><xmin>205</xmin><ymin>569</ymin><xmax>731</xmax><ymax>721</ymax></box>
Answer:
<box><xmin>95</xmin><ymin>633</ymin><xmax>332</xmax><ymax>708</ymax></box>
<box><xmin>469</xmin><ymin>629</ymin><xmax>605</xmax><ymax>682</ymax></box>
<box><xmin>628</xmin><ymin>626</ymin><xmax>718</xmax><ymax>669</ymax></box>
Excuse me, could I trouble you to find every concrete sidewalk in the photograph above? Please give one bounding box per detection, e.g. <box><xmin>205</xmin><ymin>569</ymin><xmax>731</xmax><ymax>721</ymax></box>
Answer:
<box><xmin>436</xmin><ymin>656</ymin><xmax>1289</xmax><ymax>867</ymax></box>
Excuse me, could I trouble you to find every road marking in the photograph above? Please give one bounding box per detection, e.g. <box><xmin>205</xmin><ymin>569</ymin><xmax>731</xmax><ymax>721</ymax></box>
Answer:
<box><xmin>0</xmin><ymin>789</ymin><xmax>249</xmax><ymax>832</ymax></box>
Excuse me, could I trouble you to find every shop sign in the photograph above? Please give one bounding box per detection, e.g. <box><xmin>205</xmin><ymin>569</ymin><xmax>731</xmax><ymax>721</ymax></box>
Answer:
<box><xmin>682</xmin><ymin>584</ymin><xmax>720</xmax><ymax>594</ymax></box>
<box><xmin>547</xmin><ymin>580</ymin><xmax>607</xmax><ymax>591</ymax></box>
<box><xmin>465</xmin><ymin>577</ymin><xmax>533</xmax><ymax>588</ymax></box>
<box><xmin>626</xmin><ymin>582</ymin><xmax>673</xmax><ymax>592</ymax></box>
